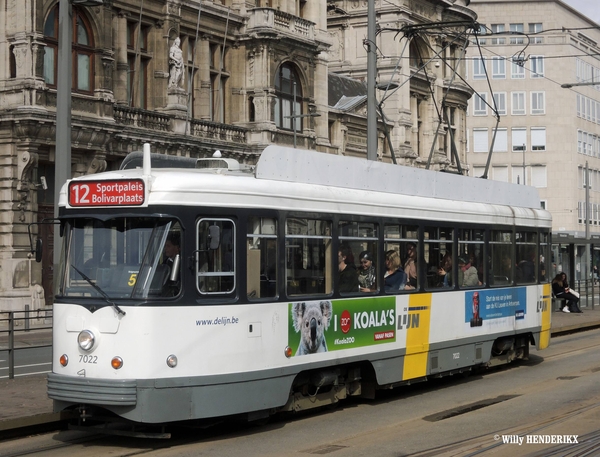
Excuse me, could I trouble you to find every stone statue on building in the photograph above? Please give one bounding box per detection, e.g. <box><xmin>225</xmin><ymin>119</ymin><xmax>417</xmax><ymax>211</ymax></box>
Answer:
<box><xmin>168</xmin><ymin>37</ymin><xmax>184</xmax><ymax>89</ymax></box>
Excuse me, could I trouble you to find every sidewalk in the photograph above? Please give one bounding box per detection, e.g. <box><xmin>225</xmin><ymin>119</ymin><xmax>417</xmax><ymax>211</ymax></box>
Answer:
<box><xmin>1</xmin><ymin>307</ymin><xmax>600</xmax><ymax>434</ymax></box>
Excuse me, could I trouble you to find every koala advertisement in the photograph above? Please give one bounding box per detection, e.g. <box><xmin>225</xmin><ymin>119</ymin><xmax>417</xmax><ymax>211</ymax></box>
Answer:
<box><xmin>289</xmin><ymin>297</ymin><xmax>396</xmax><ymax>356</ymax></box>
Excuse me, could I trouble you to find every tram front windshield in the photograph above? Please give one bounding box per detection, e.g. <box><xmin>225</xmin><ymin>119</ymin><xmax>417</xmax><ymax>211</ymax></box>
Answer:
<box><xmin>57</xmin><ymin>217</ymin><xmax>175</xmax><ymax>300</ymax></box>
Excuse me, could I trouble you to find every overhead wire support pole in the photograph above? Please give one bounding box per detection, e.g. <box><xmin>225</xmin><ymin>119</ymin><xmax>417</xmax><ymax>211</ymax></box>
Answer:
<box><xmin>366</xmin><ymin>0</ymin><xmax>377</xmax><ymax>161</ymax></box>
<box><xmin>55</xmin><ymin>0</ymin><xmax>74</xmax><ymax>268</ymax></box>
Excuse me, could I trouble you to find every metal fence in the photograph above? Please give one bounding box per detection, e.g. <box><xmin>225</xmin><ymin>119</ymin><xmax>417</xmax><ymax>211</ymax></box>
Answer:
<box><xmin>0</xmin><ymin>308</ymin><xmax>52</xmax><ymax>379</ymax></box>
<box><xmin>573</xmin><ymin>279</ymin><xmax>597</xmax><ymax>310</ymax></box>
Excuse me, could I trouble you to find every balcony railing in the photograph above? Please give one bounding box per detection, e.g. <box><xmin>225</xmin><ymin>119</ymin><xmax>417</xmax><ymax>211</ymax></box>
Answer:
<box><xmin>190</xmin><ymin>119</ymin><xmax>248</xmax><ymax>143</ymax></box>
<box><xmin>247</xmin><ymin>8</ymin><xmax>314</xmax><ymax>42</ymax></box>
<box><xmin>113</xmin><ymin>106</ymin><xmax>171</xmax><ymax>131</ymax></box>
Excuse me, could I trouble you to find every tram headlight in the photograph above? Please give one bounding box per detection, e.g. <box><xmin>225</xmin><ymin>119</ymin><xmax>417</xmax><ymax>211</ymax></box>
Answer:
<box><xmin>77</xmin><ymin>329</ymin><xmax>95</xmax><ymax>351</ymax></box>
<box><xmin>166</xmin><ymin>354</ymin><xmax>178</xmax><ymax>368</ymax></box>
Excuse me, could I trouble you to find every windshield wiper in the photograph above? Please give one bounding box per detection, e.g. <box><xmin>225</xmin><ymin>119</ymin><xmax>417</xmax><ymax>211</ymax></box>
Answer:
<box><xmin>71</xmin><ymin>265</ymin><xmax>126</xmax><ymax>316</ymax></box>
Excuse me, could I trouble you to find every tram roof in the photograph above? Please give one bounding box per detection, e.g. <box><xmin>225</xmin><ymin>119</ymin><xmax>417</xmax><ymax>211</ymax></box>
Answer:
<box><xmin>256</xmin><ymin>146</ymin><xmax>541</xmax><ymax>209</ymax></box>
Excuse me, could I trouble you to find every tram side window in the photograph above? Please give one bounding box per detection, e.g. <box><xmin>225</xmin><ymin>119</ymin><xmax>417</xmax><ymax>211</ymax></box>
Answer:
<box><xmin>458</xmin><ymin>229</ymin><xmax>485</xmax><ymax>288</ymax></box>
<box><xmin>196</xmin><ymin>219</ymin><xmax>235</xmax><ymax>294</ymax></box>
<box><xmin>286</xmin><ymin>218</ymin><xmax>332</xmax><ymax>297</ymax></box>
<box><xmin>540</xmin><ymin>231</ymin><xmax>549</xmax><ymax>282</ymax></box>
<box><xmin>247</xmin><ymin>217</ymin><xmax>277</xmax><ymax>300</ymax></box>
<box><xmin>339</xmin><ymin>221</ymin><xmax>378</xmax><ymax>294</ymax></box>
<box><xmin>516</xmin><ymin>231</ymin><xmax>537</xmax><ymax>284</ymax></box>
<box><xmin>424</xmin><ymin>226</ymin><xmax>453</xmax><ymax>290</ymax></box>
<box><xmin>400</xmin><ymin>225</ymin><xmax>422</xmax><ymax>290</ymax></box>
<box><xmin>490</xmin><ymin>230</ymin><xmax>513</xmax><ymax>286</ymax></box>
<box><xmin>384</xmin><ymin>224</ymin><xmax>404</xmax><ymax>293</ymax></box>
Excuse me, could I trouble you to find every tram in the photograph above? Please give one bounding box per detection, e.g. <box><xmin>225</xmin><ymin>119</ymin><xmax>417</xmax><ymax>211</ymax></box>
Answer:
<box><xmin>42</xmin><ymin>144</ymin><xmax>552</xmax><ymax>428</ymax></box>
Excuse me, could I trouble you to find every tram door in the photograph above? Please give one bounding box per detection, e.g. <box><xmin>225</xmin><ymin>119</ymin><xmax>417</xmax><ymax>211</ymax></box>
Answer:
<box><xmin>38</xmin><ymin>205</ymin><xmax>54</xmax><ymax>307</ymax></box>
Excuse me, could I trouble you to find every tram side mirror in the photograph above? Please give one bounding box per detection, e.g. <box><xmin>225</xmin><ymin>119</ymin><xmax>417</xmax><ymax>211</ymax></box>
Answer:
<box><xmin>35</xmin><ymin>238</ymin><xmax>43</xmax><ymax>263</ymax></box>
<box><xmin>207</xmin><ymin>225</ymin><xmax>221</xmax><ymax>250</ymax></box>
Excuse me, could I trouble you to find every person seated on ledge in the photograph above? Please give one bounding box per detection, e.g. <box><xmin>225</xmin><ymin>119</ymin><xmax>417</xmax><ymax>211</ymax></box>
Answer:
<box><xmin>552</xmin><ymin>273</ymin><xmax>582</xmax><ymax>313</ymax></box>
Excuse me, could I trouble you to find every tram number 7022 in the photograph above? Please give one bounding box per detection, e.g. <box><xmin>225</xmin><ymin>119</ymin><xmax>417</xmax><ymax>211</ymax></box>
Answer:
<box><xmin>79</xmin><ymin>355</ymin><xmax>98</xmax><ymax>364</ymax></box>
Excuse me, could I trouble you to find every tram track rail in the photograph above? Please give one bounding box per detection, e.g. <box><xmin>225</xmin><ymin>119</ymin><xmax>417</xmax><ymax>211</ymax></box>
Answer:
<box><xmin>407</xmin><ymin>401</ymin><xmax>600</xmax><ymax>457</ymax></box>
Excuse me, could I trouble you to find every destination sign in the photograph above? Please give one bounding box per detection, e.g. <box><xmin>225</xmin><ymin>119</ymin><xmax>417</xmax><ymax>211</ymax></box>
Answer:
<box><xmin>68</xmin><ymin>179</ymin><xmax>145</xmax><ymax>207</ymax></box>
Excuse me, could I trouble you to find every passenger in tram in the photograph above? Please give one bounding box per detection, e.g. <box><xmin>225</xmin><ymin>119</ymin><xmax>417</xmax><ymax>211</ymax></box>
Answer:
<box><xmin>338</xmin><ymin>246</ymin><xmax>359</xmax><ymax>293</ymax></box>
<box><xmin>458</xmin><ymin>256</ymin><xmax>479</xmax><ymax>287</ymax></box>
<box><xmin>404</xmin><ymin>242</ymin><xmax>418</xmax><ymax>290</ymax></box>
<box><xmin>358</xmin><ymin>251</ymin><xmax>377</xmax><ymax>292</ymax></box>
<box><xmin>540</xmin><ymin>255</ymin><xmax>547</xmax><ymax>282</ymax></box>
<box><xmin>384</xmin><ymin>250</ymin><xmax>406</xmax><ymax>292</ymax></box>
<box><xmin>437</xmin><ymin>253</ymin><xmax>453</xmax><ymax>287</ymax></box>
<box><xmin>552</xmin><ymin>273</ymin><xmax>582</xmax><ymax>313</ymax></box>
<box><xmin>516</xmin><ymin>250</ymin><xmax>536</xmax><ymax>283</ymax></box>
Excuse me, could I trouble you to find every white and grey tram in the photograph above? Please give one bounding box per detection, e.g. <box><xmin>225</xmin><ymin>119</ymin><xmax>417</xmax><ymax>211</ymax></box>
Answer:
<box><xmin>44</xmin><ymin>145</ymin><xmax>552</xmax><ymax>427</ymax></box>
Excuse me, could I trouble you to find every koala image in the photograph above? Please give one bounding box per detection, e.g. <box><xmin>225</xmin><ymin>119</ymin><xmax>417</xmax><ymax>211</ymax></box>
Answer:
<box><xmin>292</xmin><ymin>301</ymin><xmax>333</xmax><ymax>355</ymax></box>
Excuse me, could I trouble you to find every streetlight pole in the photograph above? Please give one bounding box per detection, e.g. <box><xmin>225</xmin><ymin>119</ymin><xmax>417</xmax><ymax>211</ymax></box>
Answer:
<box><xmin>522</xmin><ymin>143</ymin><xmax>526</xmax><ymax>185</ymax></box>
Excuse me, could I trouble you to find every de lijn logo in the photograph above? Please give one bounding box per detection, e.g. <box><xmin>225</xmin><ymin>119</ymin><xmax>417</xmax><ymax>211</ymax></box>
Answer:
<box><xmin>396</xmin><ymin>312</ymin><xmax>421</xmax><ymax>330</ymax></box>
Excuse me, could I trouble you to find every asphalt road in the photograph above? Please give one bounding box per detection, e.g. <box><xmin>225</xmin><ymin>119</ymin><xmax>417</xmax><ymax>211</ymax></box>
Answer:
<box><xmin>1</xmin><ymin>329</ymin><xmax>599</xmax><ymax>457</ymax></box>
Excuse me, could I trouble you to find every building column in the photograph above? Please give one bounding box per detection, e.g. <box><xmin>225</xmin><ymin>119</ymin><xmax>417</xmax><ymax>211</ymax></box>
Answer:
<box><xmin>199</xmin><ymin>36</ymin><xmax>211</xmax><ymax>120</ymax></box>
<box><xmin>114</xmin><ymin>13</ymin><xmax>128</xmax><ymax>105</ymax></box>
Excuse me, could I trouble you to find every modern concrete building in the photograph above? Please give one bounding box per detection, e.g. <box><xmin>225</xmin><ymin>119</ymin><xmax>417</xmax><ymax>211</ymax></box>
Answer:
<box><xmin>0</xmin><ymin>0</ymin><xmax>475</xmax><ymax>312</ymax></box>
<box><xmin>468</xmin><ymin>0</ymin><xmax>600</xmax><ymax>282</ymax></box>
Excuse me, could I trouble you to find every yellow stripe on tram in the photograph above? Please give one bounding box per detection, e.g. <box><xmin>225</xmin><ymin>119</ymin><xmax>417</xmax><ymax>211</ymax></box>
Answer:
<box><xmin>539</xmin><ymin>283</ymin><xmax>552</xmax><ymax>349</ymax></box>
<box><xmin>402</xmin><ymin>293</ymin><xmax>432</xmax><ymax>380</ymax></box>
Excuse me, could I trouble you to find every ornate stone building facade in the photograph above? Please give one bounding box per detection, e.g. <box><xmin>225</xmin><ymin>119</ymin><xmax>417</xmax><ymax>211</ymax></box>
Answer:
<box><xmin>0</xmin><ymin>0</ymin><xmax>473</xmax><ymax>311</ymax></box>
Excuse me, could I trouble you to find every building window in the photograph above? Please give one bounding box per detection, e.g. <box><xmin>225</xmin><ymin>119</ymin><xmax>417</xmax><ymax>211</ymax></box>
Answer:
<box><xmin>530</xmin><ymin>166</ymin><xmax>547</xmax><ymax>188</ymax></box>
<box><xmin>509</xmin><ymin>23</ymin><xmax>524</xmax><ymax>44</ymax></box>
<box><xmin>9</xmin><ymin>45</ymin><xmax>16</xmax><ymax>78</ymax></box>
<box><xmin>531</xmin><ymin>92</ymin><xmax>545</xmax><ymax>115</ymax></box>
<box><xmin>512</xmin><ymin>92</ymin><xmax>526</xmax><ymax>115</ymax></box>
<box><xmin>531</xmin><ymin>127</ymin><xmax>546</xmax><ymax>151</ymax></box>
<box><xmin>275</xmin><ymin>63</ymin><xmax>302</xmax><ymax>130</ymax></box>
<box><xmin>473</xmin><ymin>56</ymin><xmax>487</xmax><ymax>80</ymax></box>
<box><xmin>493</xmin><ymin>166</ymin><xmax>509</xmax><ymax>182</ymax></box>
<box><xmin>512</xmin><ymin>128</ymin><xmax>526</xmax><ymax>151</ymax></box>
<box><xmin>530</xmin><ymin>56</ymin><xmax>544</xmax><ymax>77</ymax></box>
<box><xmin>491</xmin><ymin>24</ymin><xmax>506</xmax><ymax>45</ymax></box>
<box><xmin>511</xmin><ymin>57</ymin><xmax>525</xmax><ymax>79</ymax></box>
<box><xmin>473</xmin><ymin>128</ymin><xmax>488</xmax><ymax>152</ymax></box>
<box><xmin>493</xmin><ymin>92</ymin><xmax>507</xmax><ymax>115</ymax></box>
<box><xmin>512</xmin><ymin>167</ymin><xmax>526</xmax><ymax>185</ymax></box>
<box><xmin>43</xmin><ymin>5</ymin><xmax>94</xmax><ymax>93</ymax></box>
<box><xmin>474</xmin><ymin>92</ymin><xmax>488</xmax><ymax>116</ymax></box>
<box><xmin>492</xmin><ymin>57</ymin><xmax>506</xmax><ymax>79</ymax></box>
<box><xmin>127</xmin><ymin>22</ymin><xmax>152</xmax><ymax>108</ymax></box>
<box><xmin>529</xmin><ymin>23</ymin><xmax>543</xmax><ymax>44</ymax></box>
<box><xmin>209</xmin><ymin>43</ymin><xmax>230</xmax><ymax>123</ymax></box>
<box><xmin>492</xmin><ymin>128</ymin><xmax>508</xmax><ymax>152</ymax></box>
<box><xmin>472</xmin><ymin>23</ymin><xmax>486</xmax><ymax>45</ymax></box>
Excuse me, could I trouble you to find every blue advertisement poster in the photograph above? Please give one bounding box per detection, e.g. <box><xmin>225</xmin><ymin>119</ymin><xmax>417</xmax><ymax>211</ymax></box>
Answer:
<box><xmin>465</xmin><ymin>287</ymin><xmax>527</xmax><ymax>327</ymax></box>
